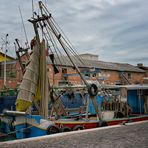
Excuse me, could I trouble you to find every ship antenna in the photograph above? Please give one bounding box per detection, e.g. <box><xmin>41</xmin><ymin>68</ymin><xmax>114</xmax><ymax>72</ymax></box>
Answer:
<box><xmin>32</xmin><ymin>0</ymin><xmax>35</xmax><ymax>18</ymax></box>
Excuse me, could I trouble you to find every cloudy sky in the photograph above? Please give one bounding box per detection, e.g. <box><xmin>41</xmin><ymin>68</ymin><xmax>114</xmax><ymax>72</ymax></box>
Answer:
<box><xmin>0</xmin><ymin>0</ymin><xmax>148</xmax><ymax>66</ymax></box>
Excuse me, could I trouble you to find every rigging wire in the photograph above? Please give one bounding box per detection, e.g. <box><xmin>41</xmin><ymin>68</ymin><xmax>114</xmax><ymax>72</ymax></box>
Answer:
<box><xmin>51</xmin><ymin>17</ymin><xmax>86</xmax><ymax>65</ymax></box>
<box><xmin>18</xmin><ymin>6</ymin><xmax>29</xmax><ymax>48</ymax></box>
<box><xmin>44</xmin><ymin>21</ymin><xmax>65</xmax><ymax>65</ymax></box>
<box><xmin>39</xmin><ymin>1</ymin><xmax>85</xmax><ymax>66</ymax></box>
<box><xmin>48</xmin><ymin>15</ymin><xmax>85</xmax><ymax>66</ymax></box>
<box><xmin>43</xmin><ymin>21</ymin><xmax>63</xmax><ymax>65</ymax></box>
<box><xmin>45</xmin><ymin>18</ymin><xmax>80</xmax><ymax>66</ymax></box>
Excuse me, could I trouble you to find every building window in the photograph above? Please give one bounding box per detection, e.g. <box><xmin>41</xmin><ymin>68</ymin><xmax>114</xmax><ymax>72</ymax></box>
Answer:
<box><xmin>62</xmin><ymin>68</ymin><xmax>67</xmax><ymax>80</ymax></box>
<box><xmin>62</xmin><ymin>68</ymin><xmax>67</xmax><ymax>74</ymax></box>
<box><xmin>127</xmin><ymin>73</ymin><xmax>131</xmax><ymax>79</ymax></box>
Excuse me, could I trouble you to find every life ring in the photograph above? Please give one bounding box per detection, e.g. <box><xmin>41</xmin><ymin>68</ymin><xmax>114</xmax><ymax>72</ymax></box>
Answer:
<box><xmin>73</xmin><ymin>125</ymin><xmax>84</xmax><ymax>131</ymax></box>
<box><xmin>88</xmin><ymin>84</ymin><xmax>98</xmax><ymax>97</ymax></box>
<box><xmin>60</xmin><ymin>126</ymin><xmax>71</xmax><ymax>132</ymax></box>
<box><xmin>99</xmin><ymin>121</ymin><xmax>108</xmax><ymax>127</ymax></box>
<box><xmin>47</xmin><ymin>125</ymin><xmax>60</xmax><ymax>135</ymax></box>
<box><xmin>114</xmin><ymin>111</ymin><xmax>124</xmax><ymax>118</ymax></box>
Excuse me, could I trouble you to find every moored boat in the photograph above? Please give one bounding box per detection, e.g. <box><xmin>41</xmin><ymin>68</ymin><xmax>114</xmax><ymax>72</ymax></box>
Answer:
<box><xmin>0</xmin><ymin>1</ymin><xmax>148</xmax><ymax>141</ymax></box>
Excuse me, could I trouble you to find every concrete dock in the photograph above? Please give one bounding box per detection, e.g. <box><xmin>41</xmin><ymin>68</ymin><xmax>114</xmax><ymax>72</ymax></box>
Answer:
<box><xmin>0</xmin><ymin>121</ymin><xmax>148</xmax><ymax>148</ymax></box>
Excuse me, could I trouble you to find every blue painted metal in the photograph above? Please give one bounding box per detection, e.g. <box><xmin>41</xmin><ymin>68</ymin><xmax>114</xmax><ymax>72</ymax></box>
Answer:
<box><xmin>63</xmin><ymin>69</ymin><xmax>100</xmax><ymax>77</ymax></box>
<box><xmin>0</xmin><ymin>121</ymin><xmax>11</xmax><ymax>133</ymax></box>
<box><xmin>27</xmin><ymin>126</ymin><xmax>46</xmax><ymax>138</ymax></box>
<box><xmin>15</xmin><ymin>124</ymin><xmax>27</xmax><ymax>139</ymax></box>
<box><xmin>26</xmin><ymin>115</ymin><xmax>42</xmax><ymax>124</ymax></box>
<box><xmin>127</xmin><ymin>90</ymin><xmax>144</xmax><ymax>114</ymax></box>
<box><xmin>0</xmin><ymin>92</ymin><xmax>85</xmax><ymax>113</ymax></box>
<box><xmin>15</xmin><ymin>115</ymin><xmax>47</xmax><ymax>139</ymax></box>
<box><xmin>0</xmin><ymin>96</ymin><xmax>16</xmax><ymax>113</ymax></box>
<box><xmin>88</xmin><ymin>95</ymin><xmax>109</xmax><ymax>114</ymax></box>
<box><xmin>60</xmin><ymin>92</ymin><xmax>84</xmax><ymax>108</ymax></box>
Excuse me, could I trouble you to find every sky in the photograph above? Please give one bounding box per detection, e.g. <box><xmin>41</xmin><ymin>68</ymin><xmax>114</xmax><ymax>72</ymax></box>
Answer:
<box><xmin>0</xmin><ymin>0</ymin><xmax>148</xmax><ymax>66</ymax></box>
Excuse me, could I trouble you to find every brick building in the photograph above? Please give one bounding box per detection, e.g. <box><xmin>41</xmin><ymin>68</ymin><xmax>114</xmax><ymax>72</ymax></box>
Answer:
<box><xmin>137</xmin><ymin>63</ymin><xmax>148</xmax><ymax>84</ymax></box>
<box><xmin>47</xmin><ymin>54</ymin><xmax>146</xmax><ymax>86</ymax></box>
<box><xmin>0</xmin><ymin>52</ymin><xmax>16</xmax><ymax>89</ymax></box>
<box><xmin>0</xmin><ymin>52</ymin><xmax>146</xmax><ymax>89</ymax></box>
<box><xmin>0</xmin><ymin>52</ymin><xmax>28</xmax><ymax>89</ymax></box>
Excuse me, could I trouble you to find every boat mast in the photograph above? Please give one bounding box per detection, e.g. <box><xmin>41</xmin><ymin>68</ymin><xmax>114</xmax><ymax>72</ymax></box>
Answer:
<box><xmin>14</xmin><ymin>39</ymin><xmax>29</xmax><ymax>73</ymax></box>
<box><xmin>3</xmin><ymin>34</ymin><xmax>9</xmax><ymax>89</ymax></box>
<box><xmin>29</xmin><ymin>16</ymin><xmax>50</xmax><ymax>118</ymax></box>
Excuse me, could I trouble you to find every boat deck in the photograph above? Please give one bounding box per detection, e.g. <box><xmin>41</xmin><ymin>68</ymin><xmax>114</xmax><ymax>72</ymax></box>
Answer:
<box><xmin>0</xmin><ymin>121</ymin><xmax>148</xmax><ymax>148</ymax></box>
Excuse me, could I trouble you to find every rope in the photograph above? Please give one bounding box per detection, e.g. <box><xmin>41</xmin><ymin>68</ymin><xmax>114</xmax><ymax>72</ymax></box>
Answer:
<box><xmin>0</xmin><ymin>124</ymin><xmax>33</xmax><ymax>138</ymax></box>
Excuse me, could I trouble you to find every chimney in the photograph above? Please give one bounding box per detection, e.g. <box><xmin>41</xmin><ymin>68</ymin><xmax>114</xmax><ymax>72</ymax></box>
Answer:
<box><xmin>137</xmin><ymin>63</ymin><xmax>143</xmax><ymax>67</ymax></box>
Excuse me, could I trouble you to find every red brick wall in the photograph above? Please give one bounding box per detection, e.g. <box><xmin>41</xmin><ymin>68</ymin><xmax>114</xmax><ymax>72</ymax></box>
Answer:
<box><xmin>47</xmin><ymin>67</ymin><xmax>145</xmax><ymax>86</ymax></box>
<box><xmin>0</xmin><ymin>62</ymin><xmax>146</xmax><ymax>89</ymax></box>
<box><xmin>48</xmin><ymin>65</ymin><xmax>62</xmax><ymax>86</ymax></box>
<box><xmin>100</xmin><ymin>70</ymin><xmax>120</xmax><ymax>84</ymax></box>
<box><xmin>98</xmin><ymin>70</ymin><xmax>145</xmax><ymax>85</ymax></box>
<box><xmin>0</xmin><ymin>62</ymin><xmax>23</xmax><ymax>89</ymax></box>
<box><xmin>0</xmin><ymin>54</ymin><xmax>27</xmax><ymax>89</ymax></box>
<box><xmin>48</xmin><ymin>65</ymin><xmax>82</xmax><ymax>86</ymax></box>
<box><xmin>129</xmin><ymin>72</ymin><xmax>145</xmax><ymax>84</ymax></box>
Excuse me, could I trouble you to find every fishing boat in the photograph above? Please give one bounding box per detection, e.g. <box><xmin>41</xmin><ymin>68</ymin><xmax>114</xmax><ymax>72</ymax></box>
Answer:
<box><xmin>88</xmin><ymin>84</ymin><xmax>148</xmax><ymax>125</ymax></box>
<box><xmin>0</xmin><ymin>1</ymin><xmax>148</xmax><ymax>140</ymax></box>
